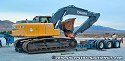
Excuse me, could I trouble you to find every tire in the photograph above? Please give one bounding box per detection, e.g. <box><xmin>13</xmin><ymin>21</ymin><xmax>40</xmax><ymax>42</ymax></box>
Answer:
<box><xmin>18</xmin><ymin>48</ymin><xmax>24</xmax><ymax>53</ymax></box>
<box><xmin>104</xmin><ymin>40</ymin><xmax>113</xmax><ymax>49</ymax></box>
<box><xmin>0</xmin><ymin>43</ymin><xmax>2</xmax><ymax>47</ymax></box>
<box><xmin>113</xmin><ymin>40</ymin><xmax>120</xmax><ymax>48</ymax></box>
<box><xmin>95</xmin><ymin>40</ymin><xmax>104</xmax><ymax>49</ymax></box>
<box><xmin>15</xmin><ymin>48</ymin><xmax>18</xmax><ymax>52</ymax></box>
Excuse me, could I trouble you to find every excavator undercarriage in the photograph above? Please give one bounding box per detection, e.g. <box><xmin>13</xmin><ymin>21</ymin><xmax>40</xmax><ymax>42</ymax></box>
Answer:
<box><xmin>14</xmin><ymin>37</ymin><xmax>77</xmax><ymax>53</ymax></box>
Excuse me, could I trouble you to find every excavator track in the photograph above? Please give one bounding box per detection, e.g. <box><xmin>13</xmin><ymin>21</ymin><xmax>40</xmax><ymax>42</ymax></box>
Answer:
<box><xmin>14</xmin><ymin>37</ymin><xmax>77</xmax><ymax>53</ymax></box>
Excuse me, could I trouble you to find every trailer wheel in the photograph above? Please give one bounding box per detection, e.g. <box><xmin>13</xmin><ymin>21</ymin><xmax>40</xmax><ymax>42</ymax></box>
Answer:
<box><xmin>96</xmin><ymin>40</ymin><xmax>104</xmax><ymax>49</ymax></box>
<box><xmin>114</xmin><ymin>41</ymin><xmax>120</xmax><ymax>48</ymax></box>
<box><xmin>104</xmin><ymin>41</ymin><xmax>112</xmax><ymax>49</ymax></box>
<box><xmin>107</xmin><ymin>41</ymin><xmax>112</xmax><ymax>48</ymax></box>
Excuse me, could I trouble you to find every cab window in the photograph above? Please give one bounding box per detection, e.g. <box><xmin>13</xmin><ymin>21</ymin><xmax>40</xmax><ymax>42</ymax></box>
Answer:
<box><xmin>33</xmin><ymin>17</ymin><xmax>39</xmax><ymax>23</ymax></box>
<box><xmin>40</xmin><ymin>18</ymin><xmax>48</xmax><ymax>23</ymax></box>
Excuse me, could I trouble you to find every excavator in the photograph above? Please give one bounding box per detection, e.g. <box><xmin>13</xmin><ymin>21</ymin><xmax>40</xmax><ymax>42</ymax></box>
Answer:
<box><xmin>12</xmin><ymin>5</ymin><xmax>100</xmax><ymax>53</ymax></box>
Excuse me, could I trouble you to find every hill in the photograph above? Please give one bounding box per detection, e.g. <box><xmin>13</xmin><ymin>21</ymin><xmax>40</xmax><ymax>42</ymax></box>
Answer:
<box><xmin>75</xmin><ymin>25</ymin><xmax>125</xmax><ymax>34</ymax></box>
<box><xmin>0</xmin><ymin>20</ymin><xmax>14</xmax><ymax>31</ymax></box>
<box><xmin>0</xmin><ymin>20</ymin><xmax>125</xmax><ymax>34</ymax></box>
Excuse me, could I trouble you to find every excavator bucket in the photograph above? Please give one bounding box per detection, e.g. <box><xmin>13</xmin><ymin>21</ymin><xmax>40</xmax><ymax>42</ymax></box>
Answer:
<box><xmin>61</xmin><ymin>18</ymin><xmax>76</xmax><ymax>37</ymax></box>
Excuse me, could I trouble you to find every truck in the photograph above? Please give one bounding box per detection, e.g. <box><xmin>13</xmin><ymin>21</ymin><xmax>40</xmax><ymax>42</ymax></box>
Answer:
<box><xmin>0</xmin><ymin>34</ymin><xmax>14</xmax><ymax>46</ymax></box>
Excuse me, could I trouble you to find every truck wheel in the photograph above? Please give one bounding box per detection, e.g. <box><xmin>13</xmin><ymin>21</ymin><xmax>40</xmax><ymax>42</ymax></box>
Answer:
<box><xmin>15</xmin><ymin>48</ymin><xmax>18</xmax><ymax>52</ymax></box>
<box><xmin>104</xmin><ymin>41</ymin><xmax>112</xmax><ymax>49</ymax></box>
<box><xmin>18</xmin><ymin>48</ymin><xmax>24</xmax><ymax>53</ymax></box>
<box><xmin>96</xmin><ymin>40</ymin><xmax>104</xmax><ymax>49</ymax></box>
<box><xmin>114</xmin><ymin>41</ymin><xmax>120</xmax><ymax>48</ymax></box>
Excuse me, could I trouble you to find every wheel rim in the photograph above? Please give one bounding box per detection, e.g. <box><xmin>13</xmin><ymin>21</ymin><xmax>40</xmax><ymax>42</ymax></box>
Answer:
<box><xmin>115</xmin><ymin>42</ymin><xmax>119</xmax><ymax>47</ymax></box>
<box><xmin>107</xmin><ymin>42</ymin><xmax>112</xmax><ymax>48</ymax></box>
<box><xmin>99</xmin><ymin>42</ymin><xmax>104</xmax><ymax>48</ymax></box>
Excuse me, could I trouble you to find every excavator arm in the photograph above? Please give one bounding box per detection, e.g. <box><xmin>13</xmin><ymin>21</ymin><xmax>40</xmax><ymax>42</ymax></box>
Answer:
<box><xmin>50</xmin><ymin>5</ymin><xmax>100</xmax><ymax>36</ymax></box>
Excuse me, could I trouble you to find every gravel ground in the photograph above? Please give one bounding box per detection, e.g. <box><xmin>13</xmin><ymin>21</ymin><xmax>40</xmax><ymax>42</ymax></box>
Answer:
<box><xmin>0</xmin><ymin>38</ymin><xmax>125</xmax><ymax>61</ymax></box>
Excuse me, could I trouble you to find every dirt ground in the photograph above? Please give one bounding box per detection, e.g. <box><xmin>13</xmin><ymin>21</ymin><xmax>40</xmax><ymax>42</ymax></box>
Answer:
<box><xmin>0</xmin><ymin>38</ymin><xmax>125</xmax><ymax>61</ymax></box>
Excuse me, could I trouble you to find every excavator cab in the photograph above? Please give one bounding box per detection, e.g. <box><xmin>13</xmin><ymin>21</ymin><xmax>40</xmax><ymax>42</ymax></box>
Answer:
<box><xmin>33</xmin><ymin>16</ymin><xmax>51</xmax><ymax>23</ymax></box>
<box><xmin>12</xmin><ymin>16</ymin><xmax>60</xmax><ymax>37</ymax></box>
<box><xmin>32</xmin><ymin>16</ymin><xmax>76</xmax><ymax>37</ymax></box>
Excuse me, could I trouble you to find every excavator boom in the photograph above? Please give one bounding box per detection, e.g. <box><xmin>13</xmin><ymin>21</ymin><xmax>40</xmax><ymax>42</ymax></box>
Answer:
<box><xmin>50</xmin><ymin>5</ymin><xmax>100</xmax><ymax>36</ymax></box>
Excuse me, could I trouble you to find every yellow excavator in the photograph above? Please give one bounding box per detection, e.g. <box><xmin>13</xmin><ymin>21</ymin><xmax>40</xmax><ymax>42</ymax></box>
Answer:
<box><xmin>12</xmin><ymin>5</ymin><xmax>100</xmax><ymax>53</ymax></box>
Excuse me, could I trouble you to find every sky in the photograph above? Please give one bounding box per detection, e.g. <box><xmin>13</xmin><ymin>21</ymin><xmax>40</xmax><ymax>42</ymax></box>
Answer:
<box><xmin>0</xmin><ymin>0</ymin><xmax>125</xmax><ymax>30</ymax></box>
